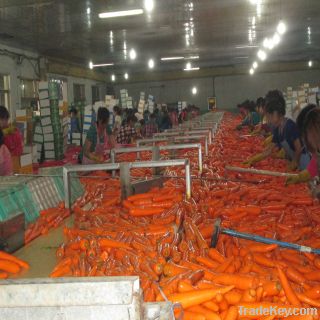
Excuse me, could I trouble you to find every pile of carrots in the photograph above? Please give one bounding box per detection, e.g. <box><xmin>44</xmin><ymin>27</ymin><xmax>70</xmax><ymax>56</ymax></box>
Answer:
<box><xmin>0</xmin><ymin>251</ymin><xmax>29</xmax><ymax>279</ymax></box>
<box><xmin>25</xmin><ymin>202</ymin><xmax>70</xmax><ymax>244</ymax></box>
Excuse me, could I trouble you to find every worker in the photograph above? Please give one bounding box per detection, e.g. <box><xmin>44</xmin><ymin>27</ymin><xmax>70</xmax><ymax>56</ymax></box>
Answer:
<box><xmin>159</xmin><ymin>110</ymin><xmax>172</xmax><ymax>132</ymax></box>
<box><xmin>236</xmin><ymin>100</ymin><xmax>260</xmax><ymax>130</ymax></box>
<box><xmin>286</xmin><ymin>105</ymin><xmax>319</xmax><ymax>185</ymax></box>
<box><xmin>0</xmin><ymin>129</ymin><xmax>13</xmax><ymax>176</ymax></box>
<box><xmin>69</xmin><ymin>108</ymin><xmax>80</xmax><ymax>133</ymax></box>
<box><xmin>80</xmin><ymin>107</ymin><xmax>115</xmax><ymax>164</ymax></box>
<box><xmin>143</xmin><ymin>113</ymin><xmax>159</xmax><ymax>137</ymax></box>
<box><xmin>113</xmin><ymin>106</ymin><xmax>122</xmax><ymax>135</ymax></box>
<box><xmin>116</xmin><ymin>115</ymin><xmax>138</xmax><ymax>145</ymax></box>
<box><xmin>253</xmin><ymin>97</ymin><xmax>272</xmax><ymax>135</ymax></box>
<box><xmin>0</xmin><ymin>105</ymin><xmax>23</xmax><ymax>161</ymax></box>
<box><xmin>244</xmin><ymin>90</ymin><xmax>310</xmax><ymax>170</ymax></box>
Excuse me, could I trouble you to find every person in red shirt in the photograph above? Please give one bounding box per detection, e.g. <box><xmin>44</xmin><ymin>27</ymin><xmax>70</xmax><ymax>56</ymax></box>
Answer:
<box><xmin>0</xmin><ymin>129</ymin><xmax>13</xmax><ymax>176</ymax></box>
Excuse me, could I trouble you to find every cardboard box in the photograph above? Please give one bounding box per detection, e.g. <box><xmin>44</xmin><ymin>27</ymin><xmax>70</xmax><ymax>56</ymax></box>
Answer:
<box><xmin>41</xmin><ymin>117</ymin><xmax>52</xmax><ymax>127</ymax></box>
<box><xmin>39</xmin><ymin>90</ymin><xmax>49</xmax><ymax>100</ymax></box>
<box><xmin>20</xmin><ymin>153</ymin><xmax>32</xmax><ymax>167</ymax></box>
<box><xmin>45</xmin><ymin>151</ymin><xmax>55</xmax><ymax>159</ymax></box>
<box><xmin>19</xmin><ymin>164</ymin><xmax>33</xmax><ymax>174</ymax></box>
<box><xmin>39</xmin><ymin>81</ymin><xmax>49</xmax><ymax>90</ymax></box>
<box><xmin>44</xmin><ymin>142</ymin><xmax>55</xmax><ymax>151</ymax></box>
<box><xmin>40</xmin><ymin>99</ymin><xmax>50</xmax><ymax>108</ymax></box>
<box><xmin>40</xmin><ymin>108</ymin><xmax>51</xmax><ymax>117</ymax></box>
<box><xmin>42</xmin><ymin>126</ymin><xmax>53</xmax><ymax>135</ymax></box>
<box><xmin>43</xmin><ymin>133</ymin><xmax>54</xmax><ymax>142</ymax></box>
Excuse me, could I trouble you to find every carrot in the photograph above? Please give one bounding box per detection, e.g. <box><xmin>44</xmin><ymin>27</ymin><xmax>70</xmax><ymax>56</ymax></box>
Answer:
<box><xmin>215</xmin><ymin>257</ymin><xmax>234</xmax><ymax>273</ymax></box>
<box><xmin>208</xmin><ymin>248</ymin><xmax>226</xmax><ymax>264</ymax></box>
<box><xmin>178</xmin><ymin>280</ymin><xmax>194</xmax><ymax>293</ymax></box>
<box><xmin>187</xmin><ymin>305</ymin><xmax>221</xmax><ymax>320</ymax></box>
<box><xmin>304</xmin><ymin>286</ymin><xmax>320</xmax><ymax>299</ymax></box>
<box><xmin>196</xmin><ymin>256</ymin><xmax>219</xmax><ymax>269</ymax></box>
<box><xmin>0</xmin><ymin>259</ymin><xmax>20</xmax><ymax>274</ymax></box>
<box><xmin>129</xmin><ymin>207</ymin><xmax>164</xmax><ymax>216</ymax></box>
<box><xmin>213</xmin><ymin>274</ymin><xmax>256</xmax><ymax>290</ymax></box>
<box><xmin>241</xmin><ymin>289</ymin><xmax>256</xmax><ymax>302</ymax></box>
<box><xmin>0</xmin><ymin>251</ymin><xmax>29</xmax><ymax>269</ymax></box>
<box><xmin>127</xmin><ymin>193</ymin><xmax>154</xmax><ymax>201</ymax></box>
<box><xmin>286</xmin><ymin>266</ymin><xmax>306</xmax><ymax>284</ymax></box>
<box><xmin>276</xmin><ymin>266</ymin><xmax>301</xmax><ymax>306</ymax></box>
<box><xmin>224</xmin><ymin>290</ymin><xmax>242</xmax><ymax>304</ymax></box>
<box><xmin>248</xmin><ymin>244</ymin><xmax>278</xmax><ymax>253</ymax></box>
<box><xmin>163</xmin><ymin>262</ymin><xmax>189</xmax><ymax>277</ymax></box>
<box><xmin>50</xmin><ymin>264</ymin><xmax>72</xmax><ymax>277</ymax></box>
<box><xmin>304</xmin><ymin>271</ymin><xmax>320</xmax><ymax>281</ymax></box>
<box><xmin>183</xmin><ymin>311</ymin><xmax>206</xmax><ymax>320</ymax></box>
<box><xmin>314</xmin><ymin>257</ymin><xmax>320</xmax><ymax>269</ymax></box>
<box><xmin>262</xmin><ymin>281</ymin><xmax>281</xmax><ymax>297</ymax></box>
<box><xmin>167</xmin><ymin>286</ymin><xmax>234</xmax><ymax>309</ymax></box>
<box><xmin>296</xmin><ymin>292</ymin><xmax>320</xmax><ymax>308</ymax></box>
<box><xmin>202</xmin><ymin>300</ymin><xmax>220</xmax><ymax>312</ymax></box>
<box><xmin>0</xmin><ymin>271</ymin><xmax>8</xmax><ymax>279</ymax></box>
<box><xmin>132</xmin><ymin>198</ymin><xmax>153</xmax><ymax>206</ymax></box>
<box><xmin>253</xmin><ymin>253</ymin><xmax>275</xmax><ymax>268</ymax></box>
<box><xmin>224</xmin><ymin>306</ymin><xmax>238</xmax><ymax>320</ymax></box>
<box><xmin>98</xmin><ymin>238</ymin><xmax>131</xmax><ymax>250</ymax></box>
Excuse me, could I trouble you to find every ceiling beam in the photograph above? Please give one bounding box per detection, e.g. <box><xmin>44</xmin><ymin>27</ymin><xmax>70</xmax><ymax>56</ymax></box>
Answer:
<box><xmin>111</xmin><ymin>60</ymin><xmax>319</xmax><ymax>84</ymax></box>
<box><xmin>46</xmin><ymin>57</ymin><xmax>107</xmax><ymax>82</ymax></box>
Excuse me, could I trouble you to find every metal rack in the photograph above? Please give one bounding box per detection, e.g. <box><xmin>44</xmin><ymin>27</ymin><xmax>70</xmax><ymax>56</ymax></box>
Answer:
<box><xmin>63</xmin><ymin>159</ymin><xmax>192</xmax><ymax>208</ymax></box>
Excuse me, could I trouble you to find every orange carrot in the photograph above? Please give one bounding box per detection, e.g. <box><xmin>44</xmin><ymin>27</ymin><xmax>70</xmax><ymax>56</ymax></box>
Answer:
<box><xmin>98</xmin><ymin>238</ymin><xmax>131</xmax><ymax>250</ymax></box>
<box><xmin>202</xmin><ymin>300</ymin><xmax>220</xmax><ymax>312</ymax></box>
<box><xmin>183</xmin><ymin>311</ymin><xmax>206</xmax><ymax>320</ymax></box>
<box><xmin>208</xmin><ymin>248</ymin><xmax>226</xmax><ymax>264</ymax></box>
<box><xmin>248</xmin><ymin>244</ymin><xmax>278</xmax><ymax>253</ymax></box>
<box><xmin>167</xmin><ymin>286</ymin><xmax>234</xmax><ymax>309</ymax></box>
<box><xmin>196</xmin><ymin>256</ymin><xmax>219</xmax><ymax>269</ymax></box>
<box><xmin>129</xmin><ymin>207</ymin><xmax>164</xmax><ymax>216</ymax></box>
<box><xmin>296</xmin><ymin>292</ymin><xmax>320</xmax><ymax>308</ymax></box>
<box><xmin>0</xmin><ymin>251</ymin><xmax>29</xmax><ymax>269</ymax></box>
<box><xmin>178</xmin><ymin>280</ymin><xmax>194</xmax><ymax>293</ymax></box>
<box><xmin>0</xmin><ymin>271</ymin><xmax>8</xmax><ymax>279</ymax></box>
<box><xmin>276</xmin><ymin>266</ymin><xmax>301</xmax><ymax>306</ymax></box>
<box><xmin>224</xmin><ymin>306</ymin><xmax>238</xmax><ymax>320</ymax></box>
<box><xmin>0</xmin><ymin>259</ymin><xmax>20</xmax><ymax>274</ymax></box>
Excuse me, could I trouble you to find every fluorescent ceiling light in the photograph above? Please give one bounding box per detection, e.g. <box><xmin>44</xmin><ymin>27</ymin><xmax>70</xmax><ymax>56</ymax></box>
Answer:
<box><xmin>184</xmin><ymin>67</ymin><xmax>200</xmax><ymax>71</ymax></box>
<box><xmin>277</xmin><ymin>21</ymin><xmax>286</xmax><ymax>35</ymax></box>
<box><xmin>124</xmin><ymin>73</ymin><xmax>129</xmax><ymax>79</ymax></box>
<box><xmin>148</xmin><ymin>59</ymin><xmax>155</xmax><ymax>69</ymax></box>
<box><xmin>308</xmin><ymin>60</ymin><xmax>313</xmax><ymax>67</ymax></box>
<box><xmin>257</xmin><ymin>50</ymin><xmax>267</xmax><ymax>61</ymax></box>
<box><xmin>129</xmin><ymin>48</ymin><xmax>137</xmax><ymax>60</ymax></box>
<box><xmin>99</xmin><ymin>9</ymin><xmax>144</xmax><ymax>19</ymax></box>
<box><xmin>272</xmin><ymin>33</ymin><xmax>281</xmax><ymax>46</ymax></box>
<box><xmin>186</xmin><ymin>62</ymin><xmax>191</xmax><ymax>69</ymax></box>
<box><xmin>253</xmin><ymin>61</ymin><xmax>258</xmax><ymax>69</ymax></box>
<box><xmin>111</xmin><ymin>74</ymin><xmax>116</xmax><ymax>81</ymax></box>
<box><xmin>87</xmin><ymin>7</ymin><xmax>91</xmax><ymax>14</ymax></box>
<box><xmin>249</xmin><ymin>68</ymin><xmax>254</xmax><ymax>75</ymax></box>
<box><xmin>161</xmin><ymin>56</ymin><xmax>184</xmax><ymax>61</ymax></box>
<box><xmin>192</xmin><ymin>87</ymin><xmax>197</xmax><ymax>95</ymax></box>
<box><xmin>187</xmin><ymin>55</ymin><xmax>199</xmax><ymax>60</ymax></box>
<box><xmin>144</xmin><ymin>0</ymin><xmax>154</xmax><ymax>13</ymax></box>
<box><xmin>236</xmin><ymin>45</ymin><xmax>258</xmax><ymax>49</ymax></box>
<box><xmin>89</xmin><ymin>61</ymin><xmax>93</xmax><ymax>69</ymax></box>
<box><xmin>90</xmin><ymin>63</ymin><xmax>114</xmax><ymax>68</ymax></box>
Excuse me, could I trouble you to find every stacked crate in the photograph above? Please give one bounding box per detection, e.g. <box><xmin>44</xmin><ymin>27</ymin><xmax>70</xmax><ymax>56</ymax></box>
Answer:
<box><xmin>120</xmin><ymin>89</ymin><xmax>128</xmax><ymax>109</ymax></box>
<box><xmin>148</xmin><ymin>95</ymin><xmax>154</xmax><ymax>113</ymax></box>
<box><xmin>82</xmin><ymin>105</ymin><xmax>93</xmax><ymax>144</ymax></box>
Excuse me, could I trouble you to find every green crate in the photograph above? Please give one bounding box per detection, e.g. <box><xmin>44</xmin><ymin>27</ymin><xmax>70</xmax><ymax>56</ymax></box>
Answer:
<box><xmin>11</xmin><ymin>186</ymin><xmax>40</xmax><ymax>223</ymax></box>
<box><xmin>0</xmin><ymin>190</ymin><xmax>21</xmax><ymax>222</ymax></box>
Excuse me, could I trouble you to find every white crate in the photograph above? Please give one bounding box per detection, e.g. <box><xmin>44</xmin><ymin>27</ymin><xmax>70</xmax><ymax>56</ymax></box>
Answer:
<box><xmin>39</xmin><ymin>90</ymin><xmax>49</xmax><ymax>100</ymax></box>
<box><xmin>39</xmin><ymin>81</ymin><xmax>49</xmax><ymax>90</ymax></box>
<box><xmin>44</xmin><ymin>142</ymin><xmax>55</xmax><ymax>151</ymax></box>
<box><xmin>40</xmin><ymin>108</ymin><xmax>51</xmax><ymax>117</ymax></box>
<box><xmin>41</xmin><ymin>117</ymin><xmax>52</xmax><ymax>127</ymax></box>
<box><xmin>40</xmin><ymin>99</ymin><xmax>50</xmax><ymax>108</ymax></box>
<box><xmin>42</xmin><ymin>126</ymin><xmax>53</xmax><ymax>135</ymax></box>
<box><xmin>43</xmin><ymin>133</ymin><xmax>54</xmax><ymax>142</ymax></box>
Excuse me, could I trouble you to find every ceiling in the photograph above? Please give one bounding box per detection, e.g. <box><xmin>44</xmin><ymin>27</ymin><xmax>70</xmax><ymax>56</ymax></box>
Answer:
<box><xmin>0</xmin><ymin>0</ymin><xmax>319</xmax><ymax>77</ymax></box>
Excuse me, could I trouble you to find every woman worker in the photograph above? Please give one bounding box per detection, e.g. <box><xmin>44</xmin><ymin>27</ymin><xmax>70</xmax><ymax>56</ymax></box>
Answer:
<box><xmin>80</xmin><ymin>107</ymin><xmax>115</xmax><ymax>164</ymax></box>
<box><xmin>286</xmin><ymin>105</ymin><xmax>319</xmax><ymax>185</ymax></box>
<box><xmin>244</xmin><ymin>90</ymin><xmax>310</xmax><ymax>170</ymax></box>
<box><xmin>236</xmin><ymin>100</ymin><xmax>260</xmax><ymax>130</ymax></box>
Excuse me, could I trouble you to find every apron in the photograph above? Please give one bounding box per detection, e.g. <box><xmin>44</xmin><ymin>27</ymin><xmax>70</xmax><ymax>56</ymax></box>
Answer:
<box><xmin>279</xmin><ymin>119</ymin><xmax>310</xmax><ymax>170</ymax></box>
<box><xmin>82</xmin><ymin>125</ymin><xmax>110</xmax><ymax>165</ymax></box>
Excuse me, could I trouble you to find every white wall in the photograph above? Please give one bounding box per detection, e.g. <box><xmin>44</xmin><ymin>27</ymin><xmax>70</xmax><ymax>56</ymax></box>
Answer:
<box><xmin>0</xmin><ymin>43</ymin><xmax>106</xmax><ymax>118</ymax></box>
<box><xmin>113</xmin><ymin>77</ymin><xmax>214</xmax><ymax>111</ymax></box>
<box><xmin>0</xmin><ymin>44</ymin><xmax>38</xmax><ymax>116</ymax></box>
<box><xmin>215</xmin><ymin>69</ymin><xmax>320</xmax><ymax>110</ymax></box>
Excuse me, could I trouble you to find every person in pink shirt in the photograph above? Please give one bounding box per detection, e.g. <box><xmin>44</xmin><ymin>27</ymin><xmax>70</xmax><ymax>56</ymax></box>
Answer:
<box><xmin>0</xmin><ymin>129</ymin><xmax>13</xmax><ymax>176</ymax></box>
<box><xmin>286</xmin><ymin>105</ymin><xmax>319</xmax><ymax>184</ymax></box>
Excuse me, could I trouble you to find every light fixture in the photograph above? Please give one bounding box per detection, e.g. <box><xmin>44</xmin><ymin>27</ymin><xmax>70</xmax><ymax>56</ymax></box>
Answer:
<box><xmin>111</xmin><ymin>74</ymin><xmax>116</xmax><ymax>82</ymax></box>
<box><xmin>308</xmin><ymin>60</ymin><xmax>313</xmax><ymax>67</ymax></box>
<box><xmin>192</xmin><ymin>87</ymin><xmax>197</xmax><ymax>95</ymax></box>
<box><xmin>272</xmin><ymin>33</ymin><xmax>281</xmax><ymax>46</ymax></box>
<box><xmin>253</xmin><ymin>61</ymin><xmax>258</xmax><ymax>69</ymax></box>
<box><xmin>257</xmin><ymin>50</ymin><xmax>267</xmax><ymax>61</ymax></box>
<box><xmin>184</xmin><ymin>67</ymin><xmax>200</xmax><ymax>71</ymax></box>
<box><xmin>87</xmin><ymin>7</ymin><xmax>91</xmax><ymax>14</ymax></box>
<box><xmin>129</xmin><ymin>49</ymin><xmax>137</xmax><ymax>60</ymax></box>
<box><xmin>89</xmin><ymin>63</ymin><xmax>114</xmax><ymax>68</ymax></box>
<box><xmin>124</xmin><ymin>73</ymin><xmax>129</xmax><ymax>80</ymax></box>
<box><xmin>161</xmin><ymin>56</ymin><xmax>184</xmax><ymax>61</ymax></box>
<box><xmin>277</xmin><ymin>21</ymin><xmax>287</xmax><ymax>35</ymax></box>
<box><xmin>144</xmin><ymin>0</ymin><xmax>154</xmax><ymax>13</ymax></box>
<box><xmin>99</xmin><ymin>9</ymin><xmax>144</xmax><ymax>19</ymax></box>
<box><xmin>249</xmin><ymin>68</ymin><xmax>254</xmax><ymax>75</ymax></box>
<box><xmin>148</xmin><ymin>59</ymin><xmax>155</xmax><ymax>69</ymax></box>
<box><xmin>187</xmin><ymin>55</ymin><xmax>199</xmax><ymax>60</ymax></box>
<box><xmin>186</xmin><ymin>62</ymin><xmax>191</xmax><ymax>70</ymax></box>
<box><xmin>263</xmin><ymin>38</ymin><xmax>269</xmax><ymax>49</ymax></box>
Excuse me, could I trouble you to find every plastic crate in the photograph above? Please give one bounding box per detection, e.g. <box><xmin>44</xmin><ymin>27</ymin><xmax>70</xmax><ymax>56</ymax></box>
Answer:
<box><xmin>0</xmin><ymin>190</ymin><xmax>21</xmax><ymax>222</ymax></box>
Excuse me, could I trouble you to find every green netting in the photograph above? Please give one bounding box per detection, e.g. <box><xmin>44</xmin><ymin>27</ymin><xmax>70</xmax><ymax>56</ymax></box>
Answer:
<box><xmin>0</xmin><ymin>190</ymin><xmax>21</xmax><ymax>222</ymax></box>
<box><xmin>11</xmin><ymin>185</ymin><xmax>40</xmax><ymax>223</ymax></box>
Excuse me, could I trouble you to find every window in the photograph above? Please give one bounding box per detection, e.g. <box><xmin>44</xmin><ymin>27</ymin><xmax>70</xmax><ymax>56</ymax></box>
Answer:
<box><xmin>92</xmin><ymin>86</ymin><xmax>100</xmax><ymax>104</ymax></box>
<box><xmin>73</xmin><ymin>84</ymin><xmax>86</xmax><ymax>102</ymax></box>
<box><xmin>0</xmin><ymin>74</ymin><xmax>10</xmax><ymax>112</ymax></box>
<box><xmin>20</xmin><ymin>79</ymin><xmax>39</xmax><ymax>111</ymax></box>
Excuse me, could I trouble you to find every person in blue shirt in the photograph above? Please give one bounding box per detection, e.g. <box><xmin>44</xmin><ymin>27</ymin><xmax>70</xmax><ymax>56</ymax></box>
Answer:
<box><xmin>69</xmin><ymin>108</ymin><xmax>80</xmax><ymax>133</ymax></box>
<box><xmin>236</xmin><ymin>100</ymin><xmax>261</xmax><ymax>130</ymax></box>
<box><xmin>244</xmin><ymin>90</ymin><xmax>310</xmax><ymax>170</ymax></box>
